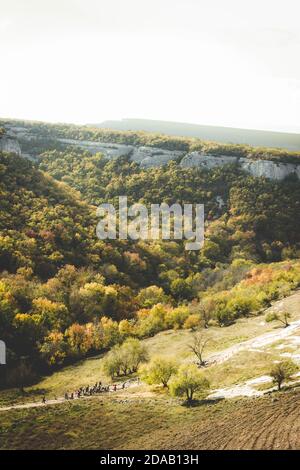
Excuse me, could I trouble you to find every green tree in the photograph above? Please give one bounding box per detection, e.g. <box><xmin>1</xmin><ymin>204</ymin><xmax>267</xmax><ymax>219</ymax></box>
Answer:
<box><xmin>170</xmin><ymin>279</ymin><xmax>194</xmax><ymax>302</ymax></box>
<box><xmin>183</xmin><ymin>313</ymin><xmax>202</xmax><ymax>330</ymax></box>
<box><xmin>166</xmin><ymin>306</ymin><xmax>190</xmax><ymax>329</ymax></box>
<box><xmin>270</xmin><ymin>360</ymin><xmax>298</xmax><ymax>391</ymax></box>
<box><xmin>65</xmin><ymin>323</ymin><xmax>91</xmax><ymax>357</ymax></box>
<box><xmin>137</xmin><ymin>285</ymin><xmax>169</xmax><ymax>308</ymax></box>
<box><xmin>169</xmin><ymin>364</ymin><xmax>210</xmax><ymax>402</ymax></box>
<box><xmin>102</xmin><ymin>345</ymin><xmax>123</xmax><ymax>379</ymax></box>
<box><xmin>139</xmin><ymin>357</ymin><xmax>178</xmax><ymax>387</ymax></box>
<box><xmin>136</xmin><ymin>304</ymin><xmax>167</xmax><ymax>337</ymax></box>
<box><xmin>102</xmin><ymin>338</ymin><xmax>148</xmax><ymax>378</ymax></box>
<box><xmin>39</xmin><ymin>331</ymin><xmax>67</xmax><ymax>366</ymax></box>
<box><xmin>121</xmin><ymin>337</ymin><xmax>149</xmax><ymax>374</ymax></box>
<box><xmin>32</xmin><ymin>297</ymin><xmax>69</xmax><ymax>330</ymax></box>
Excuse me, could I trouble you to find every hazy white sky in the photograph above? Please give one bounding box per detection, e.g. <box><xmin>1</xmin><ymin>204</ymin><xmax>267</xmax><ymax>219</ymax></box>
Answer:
<box><xmin>1</xmin><ymin>0</ymin><xmax>300</xmax><ymax>132</ymax></box>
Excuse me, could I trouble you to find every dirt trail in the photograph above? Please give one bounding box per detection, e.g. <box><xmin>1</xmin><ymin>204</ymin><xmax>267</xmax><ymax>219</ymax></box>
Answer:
<box><xmin>206</xmin><ymin>292</ymin><xmax>300</xmax><ymax>399</ymax></box>
<box><xmin>1</xmin><ymin>292</ymin><xmax>300</xmax><ymax>411</ymax></box>
<box><xmin>207</xmin><ymin>318</ymin><xmax>300</xmax><ymax>366</ymax></box>
<box><xmin>0</xmin><ymin>381</ymin><xmax>140</xmax><ymax>412</ymax></box>
<box><xmin>207</xmin><ymin>291</ymin><xmax>300</xmax><ymax>366</ymax></box>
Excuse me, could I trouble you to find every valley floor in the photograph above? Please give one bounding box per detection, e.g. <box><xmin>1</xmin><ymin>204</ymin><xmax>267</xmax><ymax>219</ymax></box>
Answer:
<box><xmin>0</xmin><ymin>389</ymin><xmax>300</xmax><ymax>450</ymax></box>
<box><xmin>1</xmin><ymin>291</ymin><xmax>300</xmax><ymax>450</ymax></box>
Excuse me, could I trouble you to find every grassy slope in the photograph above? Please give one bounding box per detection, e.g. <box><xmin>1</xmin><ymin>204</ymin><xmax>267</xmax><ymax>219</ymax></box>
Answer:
<box><xmin>1</xmin><ymin>389</ymin><xmax>300</xmax><ymax>449</ymax></box>
<box><xmin>0</xmin><ymin>312</ymin><xmax>277</xmax><ymax>406</ymax></box>
<box><xmin>1</xmin><ymin>290</ymin><xmax>300</xmax><ymax>407</ymax></box>
<box><xmin>0</xmin><ymin>293</ymin><xmax>300</xmax><ymax>450</ymax></box>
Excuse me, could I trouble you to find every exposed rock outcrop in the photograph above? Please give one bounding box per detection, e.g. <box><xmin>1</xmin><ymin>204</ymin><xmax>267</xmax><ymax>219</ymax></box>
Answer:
<box><xmin>216</xmin><ymin>196</ymin><xmax>225</xmax><ymax>209</ymax></box>
<box><xmin>3</xmin><ymin>127</ymin><xmax>300</xmax><ymax>181</ymax></box>
<box><xmin>239</xmin><ymin>158</ymin><xmax>300</xmax><ymax>180</ymax></box>
<box><xmin>58</xmin><ymin>138</ymin><xmax>133</xmax><ymax>158</ymax></box>
<box><xmin>131</xmin><ymin>146</ymin><xmax>183</xmax><ymax>167</ymax></box>
<box><xmin>0</xmin><ymin>136</ymin><xmax>22</xmax><ymax>156</ymax></box>
<box><xmin>180</xmin><ymin>152</ymin><xmax>300</xmax><ymax>181</ymax></box>
<box><xmin>59</xmin><ymin>138</ymin><xmax>300</xmax><ymax>180</ymax></box>
<box><xmin>58</xmin><ymin>139</ymin><xmax>184</xmax><ymax>167</ymax></box>
<box><xmin>180</xmin><ymin>153</ymin><xmax>238</xmax><ymax>169</ymax></box>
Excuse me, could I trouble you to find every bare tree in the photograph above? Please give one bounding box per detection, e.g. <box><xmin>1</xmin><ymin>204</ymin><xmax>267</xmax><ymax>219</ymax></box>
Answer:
<box><xmin>188</xmin><ymin>331</ymin><xmax>210</xmax><ymax>367</ymax></box>
<box><xmin>265</xmin><ymin>310</ymin><xmax>291</xmax><ymax>328</ymax></box>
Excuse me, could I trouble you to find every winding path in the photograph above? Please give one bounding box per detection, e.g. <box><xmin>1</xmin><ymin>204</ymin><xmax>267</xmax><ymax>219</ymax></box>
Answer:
<box><xmin>2</xmin><ymin>292</ymin><xmax>300</xmax><ymax>411</ymax></box>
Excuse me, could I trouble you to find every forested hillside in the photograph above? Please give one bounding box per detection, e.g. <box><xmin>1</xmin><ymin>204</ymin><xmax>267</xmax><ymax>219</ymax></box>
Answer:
<box><xmin>1</xmin><ymin>120</ymin><xmax>300</xmax><ymax>390</ymax></box>
<box><xmin>39</xmin><ymin>148</ymin><xmax>300</xmax><ymax>263</ymax></box>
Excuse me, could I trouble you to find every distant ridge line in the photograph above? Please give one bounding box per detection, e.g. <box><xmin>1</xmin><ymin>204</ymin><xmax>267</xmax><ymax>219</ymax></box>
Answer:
<box><xmin>88</xmin><ymin>119</ymin><xmax>300</xmax><ymax>151</ymax></box>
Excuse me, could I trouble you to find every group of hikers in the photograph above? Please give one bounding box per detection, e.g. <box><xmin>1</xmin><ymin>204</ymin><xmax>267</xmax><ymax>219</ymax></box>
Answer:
<box><xmin>41</xmin><ymin>380</ymin><xmax>130</xmax><ymax>404</ymax></box>
<box><xmin>64</xmin><ymin>381</ymin><xmax>127</xmax><ymax>401</ymax></box>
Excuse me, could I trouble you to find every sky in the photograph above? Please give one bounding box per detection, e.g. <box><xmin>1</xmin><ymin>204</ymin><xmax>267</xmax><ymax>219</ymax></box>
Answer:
<box><xmin>1</xmin><ymin>0</ymin><xmax>300</xmax><ymax>132</ymax></box>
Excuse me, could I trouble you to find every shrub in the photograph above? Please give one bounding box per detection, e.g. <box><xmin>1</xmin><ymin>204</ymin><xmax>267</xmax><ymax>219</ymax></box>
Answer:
<box><xmin>270</xmin><ymin>360</ymin><xmax>298</xmax><ymax>390</ymax></box>
<box><xmin>170</xmin><ymin>279</ymin><xmax>194</xmax><ymax>301</ymax></box>
<box><xmin>135</xmin><ymin>304</ymin><xmax>168</xmax><ymax>337</ymax></box>
<box><xmin>102</xmin><ymin>338</ymin><xmax>148</xmax><ymax>378</ymax></box>
<box><xmin>137</xmin><ymin>285</ymin><xmax>170</xmax><ymax>308</ymax></box>
<box><xmin>139</xmin><ymin>357</ymin><xmax>178</xmax><ymax>387</ymax></box>
<box><xmin>169</xmin><ymin>364</ymin><xmax>210</xmax><ymax>402</ymax></box>
<box><xmin>183</xmin><ymin>314</ymin><xmax>202</xmax><ymax>330</ymax></box>
<box><xmin>265</xmin><ymin>310</ymin><xmax>291</xmax><ymax>328</ymax></box>
<box><xmin>165</xmin><ymin>306</ymin><xmax>190</xmax><ymax>329</ymax></box>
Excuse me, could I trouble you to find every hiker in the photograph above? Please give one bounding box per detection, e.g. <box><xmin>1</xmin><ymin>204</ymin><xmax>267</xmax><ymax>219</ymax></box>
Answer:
<box><xmin>64</xmin><ymin>381</ymin><xmax>116</xmax><ymax>399</ymax></box>
<box><xmin>42</xmin><ymin>396</ymin><xmax>46</xmax><ymax>404</ymax></box>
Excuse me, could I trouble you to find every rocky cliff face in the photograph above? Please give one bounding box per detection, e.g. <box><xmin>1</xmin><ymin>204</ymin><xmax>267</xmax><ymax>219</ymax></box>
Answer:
<box><xmin>0</xmin><ymin>136</ymin><xmax>22</xmax><ymax>156</ymax></box>
<box><xmin>58</xmin><ymin>138</ymin><xmax>133</xmax><ymax>158</ymax></box>
<box><xmin>58</xmin><ymin>138</ymin><xmax>300</xmax><ymax>180</ymax></box>
<box><xmin>57</xmin><ymin>138</ymin><xmax>184</xmax><ymax>167</ymax></box>
<box><xmin>180</xmin><ymin>152</ymin><xmax>300</xmax><ymax>180</ymax></box>
<box><xmin>239</xmin><ymin>157</ymin><xmax>300</xmax><ymax>180</ymax></box>
<box><xmin>3</xmin><ymin>127</ymin><xmax>300</xmax><ymax>181</ymax></box>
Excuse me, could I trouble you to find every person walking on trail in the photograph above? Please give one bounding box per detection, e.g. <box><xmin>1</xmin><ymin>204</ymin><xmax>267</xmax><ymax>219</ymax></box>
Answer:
<box><xmin>42</xmin><ymin>396</ymin><xmax>46</xmax><ymax>404</ymax></box>
<box><xmin>113</xmin><ymin>384</ymin><xmax>117</xmax><ymax>392</ymax></box>
<box><xmin>65</xmin><ymin>393</ymin><xmax>69</xmax><ymax>400</ymax></box>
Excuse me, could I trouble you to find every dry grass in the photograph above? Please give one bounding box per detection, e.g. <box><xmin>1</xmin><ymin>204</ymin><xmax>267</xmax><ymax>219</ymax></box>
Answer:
<box><xmin>1</xmin><ymin>389</ymin><xmax>300</xmax><ymax>450</ymax></box>
<box><xmin>2</xmin><ymin>290</ymin><xmax>300</xmax><ymax>407</ymax></box>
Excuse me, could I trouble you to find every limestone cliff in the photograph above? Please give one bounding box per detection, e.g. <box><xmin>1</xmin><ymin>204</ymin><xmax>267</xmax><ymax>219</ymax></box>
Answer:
<box><xmin>57</xmin><ymin>138</ymin><xmax>184</xmax><ymax>167</ymax></box>
<box><xmin>180</xmin><ymin>152</ymin><xmax>300</xmax><ymax>180</ymax></box>
<box><xmin>0</xmin><ymin>135</ymin><xmax>22</xmax><ymax>156</ymax></box>
<box><xmin>3</xmin><ymin>126</ymin><xmax>300</xmax><ymax>181</ymax></box>
<box><xmin>57</xmin><ymin>138</ymin><xmax>300</xmax><ymax>180</ymax></box>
